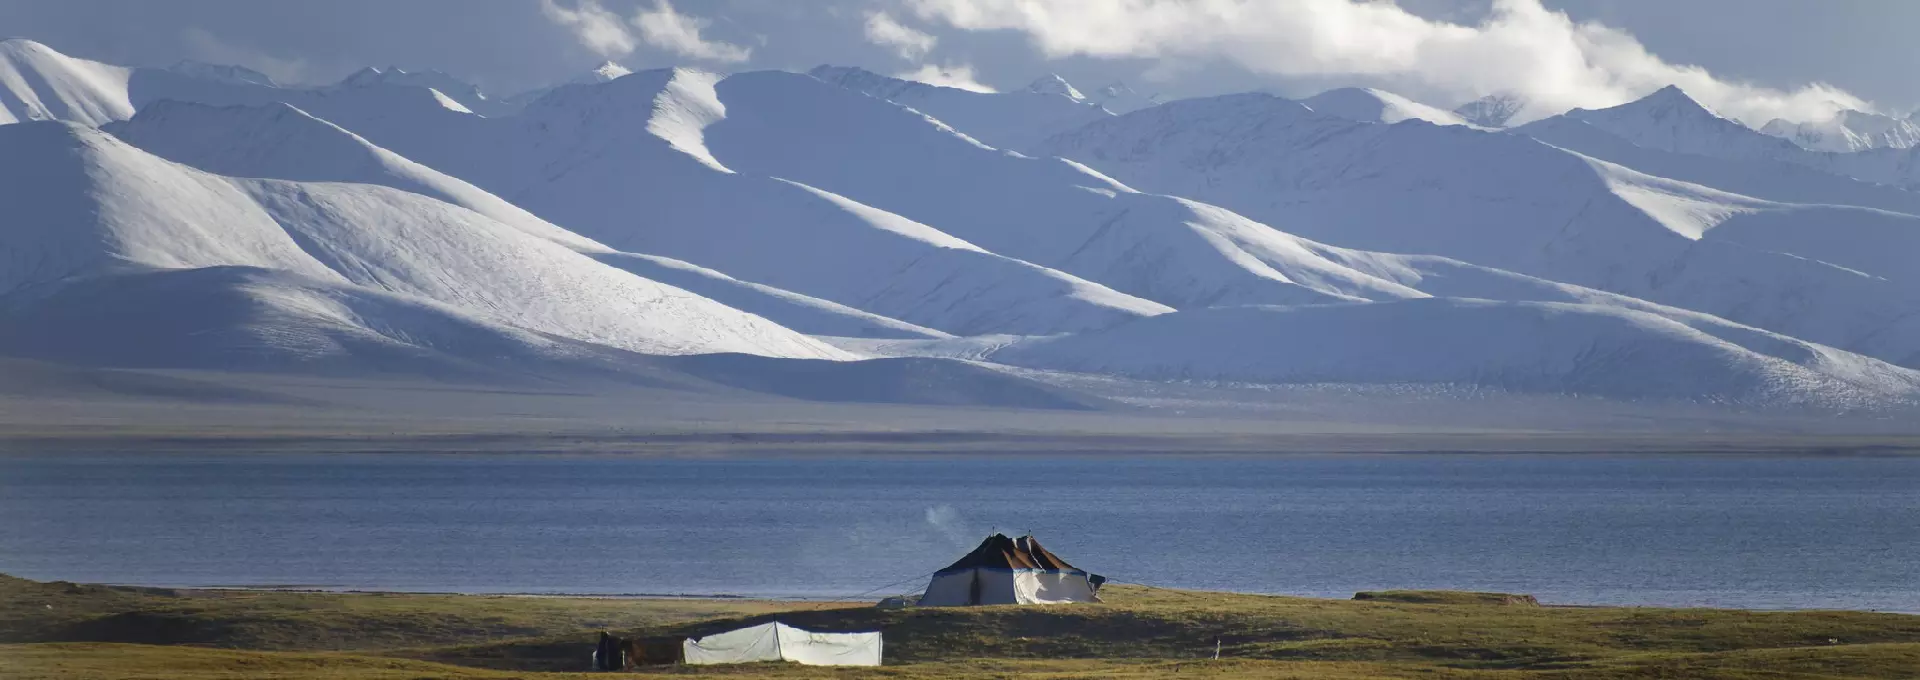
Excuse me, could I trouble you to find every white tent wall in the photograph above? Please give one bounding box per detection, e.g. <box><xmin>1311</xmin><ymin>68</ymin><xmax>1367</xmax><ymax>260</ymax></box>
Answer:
<box><xmin>773</xmin><ymin>624</ymin><xmax>884</xmax><ymax>666</ymax></box>
<box><xmin>920</xmin><ymin>568</ymin><xmax>1100</xmax><ymax>606</ymax></box>
<box><xmin>682</xmin><ymin>622</ymin><xmax>882</xmax><ymax>667</ymax></box>
<box><xmin>1018</xmin><ymin>570</ymin><xmax>1101</xmax><ymax>604</ymax></box>
<box><xmin>682</xmin><ymin>622</ymin><xmax>781</xmax><ymax>665</ymax></box>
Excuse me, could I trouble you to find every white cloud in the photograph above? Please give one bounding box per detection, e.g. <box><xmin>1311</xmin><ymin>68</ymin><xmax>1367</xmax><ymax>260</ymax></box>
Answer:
<box><xmin>865</xmin><ymin>11</ymin><xmax>937</xmax><ymax>61</ymax></box>
<box><xmin>905</xmin><ymin>0</ymin><xmax>1870</xmax><ymax>124</ymax></box>
<box><xmin>539</xmin><ymin>0</ymin><xmax>639</xmax><ymax>59</ymax></box>
<box><xmin>632</xmin><ymin>0</ymin><xmax>753</xmax><ymax>63</ymax></box>
<box><xmin>539</xmin><ymin>0</ymin><xmax>751</xmax><ymax>64</ymax></box>
<box><xmin>895</xmin><ymin>63</ymin><xmax>996</xmax><ymax>93</ymax></box>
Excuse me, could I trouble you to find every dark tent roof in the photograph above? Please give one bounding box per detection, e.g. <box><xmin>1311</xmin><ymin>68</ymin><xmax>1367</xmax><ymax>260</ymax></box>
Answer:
<box><xmin>935</xmin><ymin>534</ymin><xmax>1082</xmax><ymax>573</ymax></box>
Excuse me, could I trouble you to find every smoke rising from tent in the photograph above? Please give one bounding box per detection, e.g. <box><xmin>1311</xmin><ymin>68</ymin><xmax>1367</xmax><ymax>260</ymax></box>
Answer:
<box><xmin>923</xmin><ymin>505</ymin><xmax>977</xmax><ymax>550</ymax></box>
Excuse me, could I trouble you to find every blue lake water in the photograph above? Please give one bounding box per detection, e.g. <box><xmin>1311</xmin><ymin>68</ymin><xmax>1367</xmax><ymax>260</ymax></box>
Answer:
<box><xmin>1</xmin><ymin>453</ymin><xmax>1915</xmax><ymax>611</ymax></box>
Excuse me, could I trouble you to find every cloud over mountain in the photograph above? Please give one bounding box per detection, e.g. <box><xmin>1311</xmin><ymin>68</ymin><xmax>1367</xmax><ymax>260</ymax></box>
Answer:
<box><xmin>539</xmin><ymin>0</ymin><xmax>751</xmax><ymax>63</ymax></box>
<box><xmin>906</xmin><ymin>0</ymin><xmax>1872</xmax><ymax>125</ymax></box>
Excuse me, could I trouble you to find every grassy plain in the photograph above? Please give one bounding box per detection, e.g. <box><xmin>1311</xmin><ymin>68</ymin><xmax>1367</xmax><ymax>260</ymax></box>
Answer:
<box><xmin>5</xmin><ymin>574</ymin><xmax>1919</xmax><ymax>678</ymax></box>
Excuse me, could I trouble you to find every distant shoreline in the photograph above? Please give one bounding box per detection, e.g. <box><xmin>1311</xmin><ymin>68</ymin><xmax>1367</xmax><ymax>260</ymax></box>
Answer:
<box><xmin>8</xmin><ymin>430</ymin><xmax>1920</xmax><ymax>455</ymax></box>
<box><xmin>60</xmin><ymin>581</ymin><xmax>1917</xmax><ymax>615</ymax></box>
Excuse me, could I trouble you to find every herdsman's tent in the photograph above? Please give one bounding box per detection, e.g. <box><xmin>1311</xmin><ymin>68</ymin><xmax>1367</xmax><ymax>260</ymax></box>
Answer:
<box><xmin>920</xmin><ymin>533</ymin><xmax>1105</xmax><ymax>606</ymax></box>
<box><xmin>682</xmin><ymin>622</ymin><xmax>882</xmax><ymax>666</ymax></box>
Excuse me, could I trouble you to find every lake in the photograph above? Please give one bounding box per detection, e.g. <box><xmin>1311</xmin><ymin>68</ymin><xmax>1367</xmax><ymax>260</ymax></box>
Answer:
<box><xmin>1</xmin><ymin>453</ymin><xmax>1915</xmax><ymax>611</ymax></box>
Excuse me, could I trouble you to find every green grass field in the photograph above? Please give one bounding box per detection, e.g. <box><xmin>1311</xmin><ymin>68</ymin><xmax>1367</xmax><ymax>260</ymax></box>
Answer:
<box><xmin>4</xmin><ymin>573</ymin><xmax>1918</xmax><ymax>678</ymax></box>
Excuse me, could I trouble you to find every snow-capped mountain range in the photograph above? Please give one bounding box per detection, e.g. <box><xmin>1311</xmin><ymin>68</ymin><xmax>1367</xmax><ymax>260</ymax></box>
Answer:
<box><xmin>7</xmin><ymin>37</ymin><xmax>1920</xmax><ymax>416</ymax></box>
<box><xmin>1761</xmin><ymin>110</ymin><xmax>1920</xmax><ymax>153</ymax></box>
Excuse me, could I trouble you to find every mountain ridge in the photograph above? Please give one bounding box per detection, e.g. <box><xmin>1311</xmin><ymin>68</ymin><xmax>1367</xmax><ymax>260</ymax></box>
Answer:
<box><xmin>7</xmin><ymin>39</ymin><xmax>1920</xmax><ymax>415</ymax></box>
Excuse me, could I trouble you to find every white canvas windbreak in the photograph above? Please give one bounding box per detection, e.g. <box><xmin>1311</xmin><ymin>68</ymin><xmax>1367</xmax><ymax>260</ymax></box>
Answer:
<box><xmin>682</xmin><ymin>622</ymin><xmax>882</xmax><ymax>667</ymax></box>
<box><xmin>1017</xmin><ymin>569</ymin><xmax>1101</xmax><ymax>604</ymax></box>
<box><xmin>919</xmin><ymin>567</ymin><xmax>1101</xmax><ymax>606</ymax></box>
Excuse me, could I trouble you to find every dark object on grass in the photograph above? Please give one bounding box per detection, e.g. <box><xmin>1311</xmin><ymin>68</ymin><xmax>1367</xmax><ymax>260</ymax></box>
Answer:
<box><xmin>591</xmin><ymin>631</ymin><xmax>626</xmax><ymax>671</ymax></box>
<box><xmin>624</xmin><ymin>636</ymin><xmax>684</xmax><ymax>667</ymax></box>
<box><xmin>1353</xmin><ymin>590</ymin><xmax>1541</xmax><ymax>606</ymax></box>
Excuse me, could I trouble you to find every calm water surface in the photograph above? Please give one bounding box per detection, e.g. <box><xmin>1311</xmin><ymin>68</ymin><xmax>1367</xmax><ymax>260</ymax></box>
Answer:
<box><xmin>1</xmin><ymin>453</ymin><xmax>1915</xmax><ymax>610</ymax></box>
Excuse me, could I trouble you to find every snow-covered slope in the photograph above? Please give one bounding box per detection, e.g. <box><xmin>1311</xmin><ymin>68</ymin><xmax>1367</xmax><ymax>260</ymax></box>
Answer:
<box><xmin>105</xmin><ymin>100</ymin><xmax>952</xmax><ymax>340</ymax></box>
<box><xmin>0</xmin><ymin>265</ymin><xmax>638</xmax><ymax>379</ymax></box>
<box><xmin>1762</xmin><ymin>109</ymin><xmax>1920</xmax><ymax>153</ymax></box>
<box><xmin>1563</xmin><ymin>86</ymin><xmax>1920</xmax><ymax>190</ymax></box>
<box><xmin>0</xmin><ymin>121</ymin><xmax>849</xmax><ymax>361</ymax></box>
<box><xmin>272</xmin><ymin>68</ymin><xmax>1169</xmax><ymax>336</ymax></box>
<box><xmin>989</xmin><ymin>298</ymin><xmax>1920</xmax><ymax>407</ymax></box>
<box><xmin>1303</xmin><ymin>87</ymin><xmax>1471</xmax><ymax>126</ymax></box>
<box><xmin>705</xmin><ymin>70</ymin><xmax>1425</xmax><ymax>310</ymax></box>
<box><xmin>1515</xmin><ymin>115</ymin><xmax>1920</xmax><ymax>217</ymax></box>
<box><xmin>16</xmin><ymin>36</ymin><xmax>1920</xmax><ymax>411</ymax></box>
<box><xmin>808</xmin><ymin>65</ymin><xmax>1111</xmax><ymax>150</ymax></box>
<box><xmin>585</xmin><ymin>252</ymin><xmax>950</xmax><ymax>340</ymax></box>
<box><xmin>1453</xmin><ymin>92</ymin><xmax>1527</xmax><ymax>127</ymax></box>
<box><xmin>0</xmin><ymin>265</ymin><xmax>1095</xmax><ymax>408</ymax></box>
<box><xmin>0</xmin><ymin>38</ymin><xmax>132</xmax><ymax>125</ymax></box>
<box><xmin>1031</xmin><ymin>93</ymin><xmax>1920</xmax><ymax>367</ymax></box>
<box><xmin>104</xmin><ymin>100</ymin><xmax>602</xmax><ymax>249</ymax></box>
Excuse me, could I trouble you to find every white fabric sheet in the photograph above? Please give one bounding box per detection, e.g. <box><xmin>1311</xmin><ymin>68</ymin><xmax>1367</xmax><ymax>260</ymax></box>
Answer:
<box><xmin>682</xmin><ymin>622</ymin><xmax>882</xmax><ymax>666</ymax></box>
<box><xmin>1015</xmin><ymin>570</ymin><xmax>1101</xmax><ymax>604</ymax></box>
<box><xmin>919</xmin><ymin>568</ymin><xmax>1100</xmax><ymax>606</ymax></box>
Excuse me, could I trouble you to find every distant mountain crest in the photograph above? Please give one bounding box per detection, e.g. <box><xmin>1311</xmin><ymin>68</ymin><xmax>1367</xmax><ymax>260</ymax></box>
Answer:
<box><xmin>1632</xmin><ymin>84</ymin><xmax>1721</xmax><ymax>118</ymax></box>
<box><xmin>584</xmin><ymin>61</ymin><xmax>632</xmax><ymax>83</ymax></box>
<box><xmin>1761</xmin><ymin>109</ymin><xmax>1920</xmax><ymax>152</ymax></box>
<box><xmin>1302</xmin><ymin>87</ymin><xmax>1471</xmax><ymax>126</ymax></box>
<box><xmin>1087</xmin><ymin>81</ymin><xmax>1160</xmax><ymax>113</ymax></box>
<box><xmin>1025</xmin><ymin>73</ymin><xmax>1085</xmax><ymax>101</ymax></box>
<box><xmin>334</xmin><ymin>65</ymin><xmax>507</xmax><ymax>116</ymax></box>
<box><xmin>1453</xmin><ymin>92</ymin><xmax>1526</xmax><ymax>127</ymax></box>
<box><xmin>165</xmin><ymin>60</ymin><xmax>276</xmax><ymax>87</ymax></box>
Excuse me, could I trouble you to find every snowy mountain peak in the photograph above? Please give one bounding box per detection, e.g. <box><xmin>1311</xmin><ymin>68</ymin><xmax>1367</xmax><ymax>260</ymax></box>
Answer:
<box><xmin>1552</xmin><ymin>84</ymin><xmax>1793</xmax><ymax>160</ymax></box>
<box><xmin>1626</xmin><ymin>85</ymin><xmax>1720</xmax><ymax>120</ymax></box>
<box><xmin>1302</xmin><ymin>87</ymin><xmax>1471</xmax><ymax>126</ymax></box>
<box><xmin>804</xmin><ymin>64</ymin><xmax>1113</xmax><ymax>149</ymax></box>
<box><xmin>339</xmin><ymin>65</ymin><xmax>471</xmax><ymax>92</ymax></box>
<box><xmin>339</xmin><ymin>65</ymin><xmax>387</xmax><ymax>85</ymax></box>
<box><xmin>585</xmin><ymin>60</ymin><xmax>632</xmax><ymax>83</ymax></box>
<box><xmin>1760</xmin><ymin>109</ymin><xmax>1920</xmax><ymax>152</ymax></box>
<box><xmin>1025</xmin><ymin>73</ymin><xmax>1085</xmax><ymax>101</ymax></box>
<box><xmin>333</xmin><ymin>65</ymin><xmax>505</xmax><ymax>116</ymax></box>
<box><xmin>517</xmin><ymin>66</ymin><xmax>731</xmax><ymax>171</ymax></box>
<box><xmin>807</xmin><ymin>64</ymin><xmax>927</xmax><ymax>101</ymax></box>
<box><xmin>1453</xmin><ymin>92</ymin><xmax>1527</xmax><ymax>127</ymax></box>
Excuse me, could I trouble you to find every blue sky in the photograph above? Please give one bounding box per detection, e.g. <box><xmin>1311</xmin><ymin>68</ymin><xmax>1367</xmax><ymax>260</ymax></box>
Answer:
<box><xmin>2</xmin><ymin>0</ymin><xmax>1913</xmax><ymax>120</ymax></box>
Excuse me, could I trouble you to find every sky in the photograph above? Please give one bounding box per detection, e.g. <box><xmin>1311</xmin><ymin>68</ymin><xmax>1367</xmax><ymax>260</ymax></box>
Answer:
<box><xmin>2</xmin><ymin>0</ymin><xmax>1914</xmax><ymax>123</ymax></box>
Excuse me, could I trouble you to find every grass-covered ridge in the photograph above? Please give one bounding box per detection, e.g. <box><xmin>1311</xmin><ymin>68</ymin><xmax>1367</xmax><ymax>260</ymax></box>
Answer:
<box><xmin>4</xmin><ymin>573</ymin><xmax>1919</xmax><ymax>678</ymax></box>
